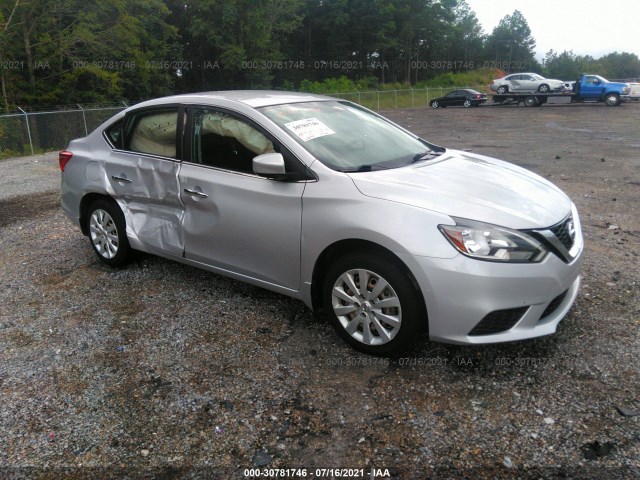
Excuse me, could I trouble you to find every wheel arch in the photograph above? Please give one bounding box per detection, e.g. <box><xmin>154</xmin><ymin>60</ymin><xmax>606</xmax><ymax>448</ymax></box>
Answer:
<box><xmin>309</xmin><ymin>239</ymin><xmax>428</xmax><ymax>328</ymax></box>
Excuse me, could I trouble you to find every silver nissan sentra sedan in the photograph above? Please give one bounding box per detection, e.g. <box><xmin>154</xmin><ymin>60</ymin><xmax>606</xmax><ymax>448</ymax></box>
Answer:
<box><xmin>60</xmin><ymin>91</ymin><xmax>584</xmax><ymax>355</ymax></box>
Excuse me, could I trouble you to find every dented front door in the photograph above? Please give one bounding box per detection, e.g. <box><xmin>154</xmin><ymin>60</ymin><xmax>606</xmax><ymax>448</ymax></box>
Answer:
<box><xmin>179</xmin><ymin>164</ymin><xmax>303</xmax><ymax>290</ymax></box>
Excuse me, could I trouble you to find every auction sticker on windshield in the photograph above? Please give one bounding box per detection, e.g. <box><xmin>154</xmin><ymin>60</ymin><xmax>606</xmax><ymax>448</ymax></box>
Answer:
<box><xmin>284</xmin><ymin>117</ymin><xmax>335</xmax><ymax>142</ymax></box>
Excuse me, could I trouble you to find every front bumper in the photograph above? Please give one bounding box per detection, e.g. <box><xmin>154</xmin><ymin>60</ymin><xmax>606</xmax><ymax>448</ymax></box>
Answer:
<box><xmin>398</xmin><ymin>245</ymin><xmax>584</xmax><ymax>344</ymax></box>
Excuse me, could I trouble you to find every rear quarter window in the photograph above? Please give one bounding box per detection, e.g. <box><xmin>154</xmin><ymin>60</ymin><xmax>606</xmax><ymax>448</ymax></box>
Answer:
<box><xmin>105</xmin><ymin>120</ymin><xmax>123</xmax><ymax>149</ymax></box>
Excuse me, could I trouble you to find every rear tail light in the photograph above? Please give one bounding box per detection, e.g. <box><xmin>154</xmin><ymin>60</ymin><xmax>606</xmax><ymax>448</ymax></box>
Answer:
<box><xmin>59</xmin><ymin>151</ymin><xmax>73</xmax><ymax>171</ymax></box>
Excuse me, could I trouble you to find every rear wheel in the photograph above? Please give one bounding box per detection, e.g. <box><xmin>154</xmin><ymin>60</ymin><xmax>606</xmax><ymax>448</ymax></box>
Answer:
<box><xmin>463</xmin><ymin>99</ymin><xmax>472</xmax><ymax>108</ymax></box>
<box><xmin>86</xmin><ymin>198</ymin><xmax>131</xmax><ymax>267</ymax></box>
<box><xmin>323</xmin><ymin>253</ymin><xmax>425</xmax><ymax>355</ymax></box>
<box><xmin>605</xmin><ymin>93</ymin><xmax>620</xmax><ymax>106</ymax></box>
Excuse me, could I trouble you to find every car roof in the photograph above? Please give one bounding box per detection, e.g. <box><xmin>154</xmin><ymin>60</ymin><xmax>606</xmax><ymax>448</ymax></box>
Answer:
<box><xmin>131</xmin><ymin>90</ymin><xmax>335</xmax><ymax>109</ymax></box>
<box><xmin>505</xmin><ymin>72</ymin><xmax>538</xmax><ymax>77</ymax></box>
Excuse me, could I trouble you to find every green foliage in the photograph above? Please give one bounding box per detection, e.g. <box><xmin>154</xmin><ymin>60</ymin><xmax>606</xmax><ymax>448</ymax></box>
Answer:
<box><xmin>0</xmin><ymin>0</ymin><xmax>638</xmax><ymax>109</ymax></box>
<box><xmin>59</xmin><ymin>67</ymin><xmax>124</xmax><ymax>104</ymax></box>
<box><xmin>416</xmin><ymin>68</ymin><xmax>502</xmax><ymax>88</ymax></box>
<box><xmin>298</xmin><ymin>68</ymin><xmax>499</xmax><ymax>94</ymax></box>
<box><xmin>299</xmin><ymin>76</ymin><xmax>372</xmax><ymax>93</ymax></box>
<box><xmin>484</xmin><ymin>10</ymin><xmax>537</xmax><ymax>72</ymax></box>
<box><xmin>543</xmin><ymin>50</ymin><xmax>640</xmax><ymax>80</ymax></box>
<box><xmin>0</xmin><ymin>0</ymin><xmax>178</xmax><ymax>108</ymax></box>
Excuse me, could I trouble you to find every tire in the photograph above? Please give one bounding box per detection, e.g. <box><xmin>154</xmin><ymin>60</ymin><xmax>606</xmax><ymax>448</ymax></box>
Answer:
<box><xmin>497</xmin><ymin>86</ymin><xmax>508</xmax><ymax>94</ymax></box>
<box><xmin>463</xmin><ymin>99</ymin><xmax>472</xmax><ymax>108</ymax></box>
<box><xmin>430</xmin><ymin>100</ymin><xmax>439</xmax><ymax>109</ymax></box>
<box><xmin>538</xmin><ymin>84</ymin><xmax>550</xmax><ymax>93</ymax></box>
<box><xmin>524</xmin><ymin>96</ymin><xmax>539</xmax><ymax>107</ymax></box>
<box><xmin>605</xmin><ymin>93</ymin><xmax>620</xmax><ymax>106</ymax></box>
<box><xmin>323</xmin><ymin>252</ymin><xmax>425</xmax><ymax>355</ymax></box>
<box><xmin>86</xmin><ymin>198</ymin><xmax>132</xmax><ymax>267</ymax></box>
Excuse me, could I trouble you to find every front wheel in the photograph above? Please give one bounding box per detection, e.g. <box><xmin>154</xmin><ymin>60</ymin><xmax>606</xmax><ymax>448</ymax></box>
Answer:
<box><xmin>323</xmin><ymin>253</ymin><xmax>425</xmax><ymax>355</ymax></box>
<box><xmin>605</xmin><ymin>93</ymin><xmax>620</xmax><ymax>106</ymax></box>
<box><xmin>430</xmin><ymin>100</ymin><xmax>439</xmax><ymax>108</ymax></box>
<box><xmin>496</xmin><ymin>86</ymin><xmax>508</xmax><ymax>94</ymax></box>
<box><xmin>86</xmin><ymin>198</ymin><xmax>132</xmax><ymax>267</ymax></box>
<box><xmin>538</xmin><ymin>84</ymin><xmax>550</xmax><ymax>93</ymax></box>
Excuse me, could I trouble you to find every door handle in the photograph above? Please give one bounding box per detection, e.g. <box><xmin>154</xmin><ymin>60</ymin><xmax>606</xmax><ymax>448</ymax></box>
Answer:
<box><xmin>183</xmin><ymin>187</ymin><xmax>208</xmax><ymax>198</ymax></box>
<box><xmin>111</xmin><ymin>175</ymin><xmax>132</xmax><ymax>183</ymax></box>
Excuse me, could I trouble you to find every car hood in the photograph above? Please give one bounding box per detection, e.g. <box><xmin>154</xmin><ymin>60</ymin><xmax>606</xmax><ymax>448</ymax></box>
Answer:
<box><xmin>606</xmin><ymin>81</ymin><xmax>630</xmax><ymax>90</ymax></box>
<box><xmin>347</xmin><ymin>150</ymin><xmax>572</xmax><ymax>229</ymax></box>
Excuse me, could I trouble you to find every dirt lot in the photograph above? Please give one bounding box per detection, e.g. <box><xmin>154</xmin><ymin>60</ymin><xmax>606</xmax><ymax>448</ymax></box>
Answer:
<box><xmin>1</xmin><ymin>102</ymin><xmax>639</xmax><ymax>479</ymax></box>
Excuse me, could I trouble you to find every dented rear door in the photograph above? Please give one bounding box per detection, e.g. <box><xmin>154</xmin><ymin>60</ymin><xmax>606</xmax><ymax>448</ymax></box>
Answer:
<box><xmin>103</xmin><ymin>106</ymin><xmax>184</xmax><ymax>256</ymax></box>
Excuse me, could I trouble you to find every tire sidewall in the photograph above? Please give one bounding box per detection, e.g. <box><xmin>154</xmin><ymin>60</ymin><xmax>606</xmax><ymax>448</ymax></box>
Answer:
<box><xmin>86</xmin><ymin>198</ymin><xmax>131</xmax><ymax>267</ymax></box>
<box><xmin>322</xmin><ymin>252</ymin><xmax>425</xmax><ymax>356</ymax></box>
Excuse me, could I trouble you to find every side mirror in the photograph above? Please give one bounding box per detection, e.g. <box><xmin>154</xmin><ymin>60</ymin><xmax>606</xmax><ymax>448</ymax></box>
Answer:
<box><xmin>253</xmin><ymin>153</ymin><xmax>286</xmax><ymax>178</ymax></box>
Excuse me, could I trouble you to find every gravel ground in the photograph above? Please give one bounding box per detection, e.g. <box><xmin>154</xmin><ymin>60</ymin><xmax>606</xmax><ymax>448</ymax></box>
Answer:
<box><xmin>0</xmin><ymin>102</ymin><xmax>639</xmax><ymax>479</ymax></box>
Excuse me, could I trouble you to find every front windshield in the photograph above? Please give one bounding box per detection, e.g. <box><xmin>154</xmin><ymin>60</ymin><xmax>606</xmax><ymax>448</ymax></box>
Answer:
<box><xmin>595</xmin><ymin>75</ymin><xmax>609</xmax><ymax>83</ymax></box>
<box><xmin>260</xmin><ymin>100</ymin><xmax>440</xmax><ymax>172</ymax></box>
<box><xmin>531</xmin><ymin>73</ymin><xmax>544</xmax><ymax>80</ymax></box>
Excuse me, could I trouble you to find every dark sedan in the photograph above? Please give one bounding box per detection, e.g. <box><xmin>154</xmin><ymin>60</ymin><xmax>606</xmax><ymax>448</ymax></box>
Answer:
<box><xmin>429</xmin><ymin>89</ymin><xmax>487</xmax><ymax>108</ymax></box>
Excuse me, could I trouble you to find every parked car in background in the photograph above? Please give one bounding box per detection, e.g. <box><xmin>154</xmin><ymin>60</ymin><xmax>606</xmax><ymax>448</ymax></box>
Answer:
<box><xmin>60</xmin><ymin>91</ymin><xmax>583</xmax><ymax>355</ymax></box>
<box><xmin>490</xmin><ymin>73</ymin><xmax>566</xmax><ymax>94</ymax></box>
<box><xmin>429</xmin><ymin>89</ymin><xmax>487</xmax><ymax>108</ymax></box>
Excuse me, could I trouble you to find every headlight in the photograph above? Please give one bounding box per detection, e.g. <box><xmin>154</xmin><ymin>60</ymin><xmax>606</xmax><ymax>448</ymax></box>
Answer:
<box><xmin>622</xmin><ymin>86</ymin><xmax>630</xmax><ymax>95</ymax></box>
<box><xmin>438</xmin><ymin>218</ymin><xmax>548</xmax><ymax>263</ymax></box>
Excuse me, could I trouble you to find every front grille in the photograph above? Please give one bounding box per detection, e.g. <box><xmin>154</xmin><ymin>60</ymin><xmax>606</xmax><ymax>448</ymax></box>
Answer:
<box><xmin>540</xmin><ymin>290</ymin><xmax>569</xmax><ymax>320</ymax></box>
<box><xmin>469</xmin><ymin>307</ymin><xmax>528</xmax><ymax>336</ymax></box>
<box><xmin>550</xmin><ymin>216</ymin><xmax>576</xmax><ymax>251</ymax></box>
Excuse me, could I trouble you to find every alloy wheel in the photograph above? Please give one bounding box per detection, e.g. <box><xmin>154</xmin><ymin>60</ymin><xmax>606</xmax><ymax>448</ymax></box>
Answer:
<box><xmin>89</xmin><ymin>209</ymin><xmax>119</xmax><ymax>259</ymax></box>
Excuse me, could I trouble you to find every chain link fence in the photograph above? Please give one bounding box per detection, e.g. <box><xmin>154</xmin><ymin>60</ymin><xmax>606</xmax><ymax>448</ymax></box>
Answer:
<box><xmin>0</xmin><ymin>87</ymin><xmax>488</xmax><ymax>159</ymax></box>
<box><xmin>0</xmin><ymin>105</ymin><xmax>126</xmax><ymax>159</ymax></box>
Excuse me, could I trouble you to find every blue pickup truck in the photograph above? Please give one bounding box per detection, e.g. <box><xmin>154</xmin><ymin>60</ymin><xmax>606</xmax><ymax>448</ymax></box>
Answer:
<box><xmin>492</xmin><ymin>74</ymin><xmax>632</xmax><ymax>107</ymax></box>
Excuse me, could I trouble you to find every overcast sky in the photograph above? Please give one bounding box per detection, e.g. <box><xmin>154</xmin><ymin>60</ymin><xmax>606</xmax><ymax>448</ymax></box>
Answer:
<box><xmin>464</xmin><ymin>0</ymin><xmax>640</xmax><ymax>60</ymax></box>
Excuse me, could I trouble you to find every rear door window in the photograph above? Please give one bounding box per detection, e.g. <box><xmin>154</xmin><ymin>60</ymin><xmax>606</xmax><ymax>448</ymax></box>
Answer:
<box><xmin>124</xmin><ymin>109</ymin><xmax>179</xmax><ymax>158</ymax></box>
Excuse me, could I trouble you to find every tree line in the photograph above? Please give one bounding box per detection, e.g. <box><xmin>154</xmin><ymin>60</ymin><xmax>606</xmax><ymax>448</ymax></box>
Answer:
<box><xmin>0</xmin><ymin>0</ymin><xmax>638</xmax><ymax>110</ymax></box>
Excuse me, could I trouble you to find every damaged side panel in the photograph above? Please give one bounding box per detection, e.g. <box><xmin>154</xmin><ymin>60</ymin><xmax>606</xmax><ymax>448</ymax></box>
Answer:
<box><xmin>103</xmin><ymin>151</ymin><xmax>184</xmax><ymax>256</ymax></box>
